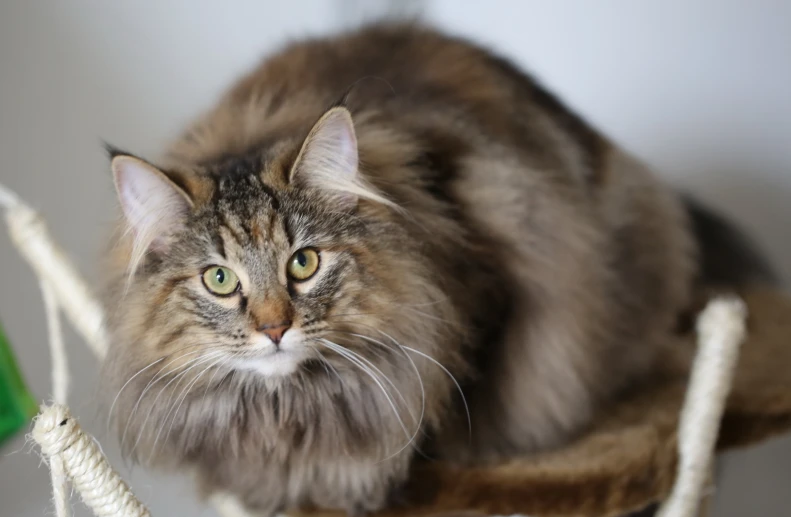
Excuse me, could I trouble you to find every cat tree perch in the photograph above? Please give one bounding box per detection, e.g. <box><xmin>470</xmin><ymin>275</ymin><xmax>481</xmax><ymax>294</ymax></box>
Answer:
<box><xmin>2</xmin><ymin>181</ymin><xmax>790</xmax><ymax>517</ymax></box>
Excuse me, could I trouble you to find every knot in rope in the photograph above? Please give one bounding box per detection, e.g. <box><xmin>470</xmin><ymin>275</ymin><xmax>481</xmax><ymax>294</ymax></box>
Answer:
<box><xmin>32</xmin><ymin>404</ymin><xmax>80</xmax><ymax>457</ymax></box>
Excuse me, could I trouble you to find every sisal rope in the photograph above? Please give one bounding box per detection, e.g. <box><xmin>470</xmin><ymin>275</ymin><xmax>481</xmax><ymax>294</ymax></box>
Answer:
<box><xmin>40</xmin><ymin>279</ymin><xmax>72</xmax><ymax>517</ymax></box>
<box><xmin>0</xmin><ymin>180</ymin><xmax>747</xmax><ymax>517</ymax></box>
<box><xmin>657</xmin><ymin>297</ymin><xmax>747</xmax><ymax>517</ymax></box>
<box><xmin>33</xmin><ymin>405</ymin><xmax>151</xmax><ymax>517</ymax></box>
<box><xmin>1</xmin><ymin>183</ymin><xmax>107</xmax><ymax>358</ymax></box>
<box><xmin>2</xmin><ymin>183</ymin><xmax>149</xmax><ymax>516</ymax></box>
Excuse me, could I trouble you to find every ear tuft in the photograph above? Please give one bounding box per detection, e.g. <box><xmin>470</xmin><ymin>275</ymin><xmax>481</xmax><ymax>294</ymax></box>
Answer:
<box><xmin>103</xmin><ymin>142</ymin><xmax>133</xmax><ymax>160</ymax></box>
<box><xmin>290</xmin><ymin>107</ymin><xmax>392</xmax><ymax>209</ymax></box>
<box><xmin>111</xmin><ymin>155</ymin><xmax>192</xmax><ymax>274</ymax></box>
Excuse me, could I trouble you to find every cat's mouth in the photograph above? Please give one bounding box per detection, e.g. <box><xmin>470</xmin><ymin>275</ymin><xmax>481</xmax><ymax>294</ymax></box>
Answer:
<box><xmin>231</xmin><ymin>329</ymin><xmax>311</xmax><ymax>377</ymax></box>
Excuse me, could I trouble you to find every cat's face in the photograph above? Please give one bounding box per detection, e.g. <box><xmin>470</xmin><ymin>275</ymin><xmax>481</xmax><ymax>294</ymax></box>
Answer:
<box><xmin>109</xmin><ymin>108</ymin><xmax>400</xmax><ymax>381</ymax></box>
<box><xmin>130</xmin><ymin>169</ymin><xmax>376</xmax><ymax>380</ymax></box>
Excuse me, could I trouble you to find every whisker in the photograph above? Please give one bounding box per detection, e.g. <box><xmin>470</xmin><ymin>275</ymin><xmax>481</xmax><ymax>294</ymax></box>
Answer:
<box><xmin>400</xmin><ymin>345</ymin><xmax>472</xmax><ymax>444</ymax></box>
<box><xmin>316</xmin><ymin>337</ymin><xmax>411</xmax><ymax>416</ymax></box>
<box><xmin>327</xmin><ymin>327</ymin><xmax>432</xmax><ymax>458</ymax></box>
<box><xmin>342</xmin><ymin>332</ymin><xmax>426</xmax><ymax>454</ymax></box>
<box><xmin>200</xmin><ymin>354</ymin><xmax>237</xmax><ymax>406</ymax></box>
<box><xmin>107</xmin><ymin>357</ymin><xmax>164</xmax><ymax>432</ymax></box>
<box><xmin>319</xmin><ymin>356</ymin><xmax>344</xmax><ymax>386</ymax></box>
<box><xmin>120</xmin><ymin>349</ymin><xmax>215</xmax><ymax>450</ymax></box>
<box><xmin>107</xmin><ymin>340</ymin><xmax>229</xmax><ymax>432</ymax></box>
<box><xmin>318</xmin><ymin>339</ymin><xmax>412</xmax><ymax>457</ymax></box>
<box><xmin>400</xmin><ymin>307</ymin><xmax>459</xmax><ymax>326</ymax></box>
<box><xmin>322</xmin><ymin>329</ymin><xmax>392</xmax><ymax>362</ymax></box>
<box><xmin>152</xmin><ymin>353</ymin><xmax>229</xmax><ymax>461</ymax></box>
<box><xmin>127</xmin><ymin>351</ymin><xmax>225</xmax><ymax>457</ymax></box>
<box><xmin>331</xmin><ymin>320</ymin><xmax>469</xmax><ymax>448</ymax></box>
<box><xmin>318</xmin><ymin>337</ymin><xmax>433</xmax><ymax>461</ymax></box>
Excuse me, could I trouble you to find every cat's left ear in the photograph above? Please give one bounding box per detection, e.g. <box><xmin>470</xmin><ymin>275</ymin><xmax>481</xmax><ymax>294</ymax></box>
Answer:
<box><xmin>289</xmin><ymin>107</ymin><xmax>391</xmax><ymax>209</ymax></box>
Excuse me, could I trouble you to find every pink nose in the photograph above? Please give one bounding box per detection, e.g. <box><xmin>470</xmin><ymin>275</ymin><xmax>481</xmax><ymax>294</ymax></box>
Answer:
<box><xmin>258</xmin><ymin>321</ymin><xmax>291</xmax><ymax>345</ymax></box>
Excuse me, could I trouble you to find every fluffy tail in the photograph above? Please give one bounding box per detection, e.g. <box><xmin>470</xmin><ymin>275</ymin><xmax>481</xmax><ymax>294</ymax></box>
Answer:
<box><xmin>683</xmin><ymin>195</ymin><xmax>779</xmax><ymax>289</ymax></box>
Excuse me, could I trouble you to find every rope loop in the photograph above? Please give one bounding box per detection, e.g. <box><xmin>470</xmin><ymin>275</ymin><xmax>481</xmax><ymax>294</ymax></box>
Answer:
<box><xmin>33</xmin><ymin>405</ymin><xmax>151</xmax><ymax>517</ymax></box>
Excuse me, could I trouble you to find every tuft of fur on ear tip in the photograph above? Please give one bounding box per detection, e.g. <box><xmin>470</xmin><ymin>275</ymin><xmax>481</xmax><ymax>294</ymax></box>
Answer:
<box><xmin>102</xmin><ymin>142</ymin><xmax>136</xmax><ymax>161</ymax></box>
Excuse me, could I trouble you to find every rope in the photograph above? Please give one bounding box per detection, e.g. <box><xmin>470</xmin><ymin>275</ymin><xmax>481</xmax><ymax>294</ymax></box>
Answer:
<box><xmin>40</xmin><ymin>279</ymin><xmax>72</xmax><ymax>517</ymax></box>
<box><xmin>41</xmin><ymin>280</ymin><xmax>69</xmax><ymax>404</ymax></box>
<box><xmin>657</xmin><ymin>296</ymin><xmax>747</xmax><ymax>517</ymax></box>
<box><xmin>0</xmin><ymin>180</ymin><xmax>750</xmax><ymax>517</ymax></box>
<box><xmin>1</xmin><ymin>182</ymin><xmax>148</xmax><ymax>515</ymax></box>
<box><xmin>1</xmin><ymin>186</ymin><xmax>107</xmax><ymax>358</ymax></box>
<box><xmin>33</xmin><ymin>405</ymin><xmax>151</xmax><ymax>517</ymax></box>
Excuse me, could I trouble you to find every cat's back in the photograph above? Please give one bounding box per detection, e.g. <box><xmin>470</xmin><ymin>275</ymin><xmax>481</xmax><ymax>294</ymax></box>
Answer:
<box><xmin>166</xmin><ymin>22</ymin><xmax>600</xmax><ymax>174</ymax></box>
<box><xmin>225</xmin><ymin>22</ymin><xmax>521</xmax><ymax>116</ymax></box>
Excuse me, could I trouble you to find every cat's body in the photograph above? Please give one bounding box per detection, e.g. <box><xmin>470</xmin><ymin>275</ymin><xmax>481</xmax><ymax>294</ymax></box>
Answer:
<box><xmin>103</xmin><ymin>23</ymin><xmax>717</xmax><ymax>515</ymax></box>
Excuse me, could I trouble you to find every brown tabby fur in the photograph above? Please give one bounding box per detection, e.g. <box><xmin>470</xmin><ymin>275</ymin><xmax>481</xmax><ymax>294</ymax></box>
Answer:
<box><xmin>101</xmin><ymin>22</ymin><xmax>697</xmax><ymax>516</ymax></box>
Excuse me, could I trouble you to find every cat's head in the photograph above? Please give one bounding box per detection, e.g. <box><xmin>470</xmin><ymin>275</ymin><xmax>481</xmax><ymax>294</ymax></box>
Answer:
<box><xmin>109</xmin><ymin>107</ymin><xmax>401</xmax><ymax>375</ymax></box>
<box><xmin>102</xmin><ymin>107</ymin><xmax>454</xmax><ymax>461</ymax></box>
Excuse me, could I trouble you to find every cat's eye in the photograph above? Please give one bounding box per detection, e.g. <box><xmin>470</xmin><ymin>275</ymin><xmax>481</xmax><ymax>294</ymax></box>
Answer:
<box><xmin>287</xmin><ymin>248</ymin><xmax>320</xmax><ymax>281</ymax></box>
<box><xmin>202</xmin><ymin>266</ymin><xmax>240</xmax><ymax>296</ymax></box>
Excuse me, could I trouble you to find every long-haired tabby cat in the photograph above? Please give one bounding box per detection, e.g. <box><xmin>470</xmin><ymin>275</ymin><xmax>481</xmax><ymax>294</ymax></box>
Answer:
<box><xmin>101</xmin><ymin>22</ymin><xmax>775</xmax><ymax>516</ymax></box>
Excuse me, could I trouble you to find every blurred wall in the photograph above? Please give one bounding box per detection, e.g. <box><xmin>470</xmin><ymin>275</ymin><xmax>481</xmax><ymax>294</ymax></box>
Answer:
<box><xmin>0</xmin><ymin>2</ymin><xmax>788</xmax><ymax>516</ymax></box>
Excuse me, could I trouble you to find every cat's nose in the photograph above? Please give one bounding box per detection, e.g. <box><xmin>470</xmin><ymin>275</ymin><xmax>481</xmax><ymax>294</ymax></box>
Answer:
<box><xmin>257</xmin><ymin>321</ymin><xmax>291</xmax><ymax>345</ymax></box>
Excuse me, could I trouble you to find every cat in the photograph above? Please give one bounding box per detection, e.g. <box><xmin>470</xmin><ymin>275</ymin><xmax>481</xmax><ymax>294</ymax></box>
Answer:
<box><xmin>100</xmin><ymin>22</ymin><xmax>774</xmax><ymax>516</ymax></box>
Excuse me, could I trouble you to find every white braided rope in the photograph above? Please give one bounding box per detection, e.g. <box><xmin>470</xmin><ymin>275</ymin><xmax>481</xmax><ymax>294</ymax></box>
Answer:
<box><xmin>1</xmin><ymin>183</ymin><xmax>148</xmax><ymax>516</ymax></box>
<box><xmin>1</xmin><ymin>183</ymin><xmax>106</xmax><ymax>358</ymax></box>
<box><xmin>0</xmin><ymin>180</ymin><xmax>748</xmax><ymax>517</ymax></box>
<box><xmin>33</xmin><ymin>404</ymin><xmax>151</xmax><ymax>517</ymax></box>
<box><xmin>40</xmin><ymin>279</ymin><xmax>71</xmax><ymax>517</ymax></box>
<box><xmin>658</xmin><ymin>297</ymin><xmax>747</xmax><ymax>517</ymax></box>
<box><xmin>41</xmin><ymin>280</ymin><xmax>69</xmax><ymax>404</ymax></box>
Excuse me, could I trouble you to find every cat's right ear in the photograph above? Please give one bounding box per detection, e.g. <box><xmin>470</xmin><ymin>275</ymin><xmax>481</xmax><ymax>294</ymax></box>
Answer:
<box><xmin>111</xmin><ymin>154</ymin><xmax>192</xmax><ymax>254</ymax></box>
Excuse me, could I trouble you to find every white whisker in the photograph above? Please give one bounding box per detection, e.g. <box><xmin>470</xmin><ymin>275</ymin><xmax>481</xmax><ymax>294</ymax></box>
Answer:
<box><xmin>318</xmin><ymin>339</ymin><xmax>412</xmax><ymax>458</ymax></box>
<box><xmin>200</xmin><ymin>355</ymin><xmax>236</xmax><ymax>406</ymax></box>
<box><xmin>400</xmin><ymin>344</ymin><xmax>471</xmax><ymax>444</ymax></box>
<box><xmin>129</xmin><ymin>351</ymin><xmax>225</xmax><ymax>457</ymax></box>
<box><xmin>317</xmin><ymin>355</ymin><xmax>344</xmax><ymax>386</ymax></box>
<box><xmin>107</xmin><ymin>357</ymin><xmax>165</xmax><ymax>431</ymax></box>
<box><xmin>151</xmin><ymin>353</ymin><xmax>228</xmax><ymax>461</ymax></box>
<box><xmin>120</xmin><ymin>350</ymin><xmax>212</xmax><ymax>450</ymax></box>
<box><xmin>346</xmin><ymin>332</ymin><xmax>427</xmax><ymax>455</ymax></box>
<box><xmin>327</xmin><ymin>335</ymin><xmax>412</xmax><ymax>415</ymax></box>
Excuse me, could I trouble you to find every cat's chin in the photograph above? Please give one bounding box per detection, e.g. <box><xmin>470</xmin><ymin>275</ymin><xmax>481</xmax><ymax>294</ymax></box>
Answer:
<box><xmin>231</xmin><ymin>350</ymin><xmax>307</xmax><ymax>378</ymax></box>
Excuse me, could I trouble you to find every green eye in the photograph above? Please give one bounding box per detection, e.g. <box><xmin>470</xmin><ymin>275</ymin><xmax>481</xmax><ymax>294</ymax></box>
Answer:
<box><xmin>202</xmin><ymin>266</ymin><xmax>240</xmax><ymax>296</ymax></box>
<box><xmin>287</xmin><ymin>248</ymin><xmax>320</xmax><ymax>281</ymax></box>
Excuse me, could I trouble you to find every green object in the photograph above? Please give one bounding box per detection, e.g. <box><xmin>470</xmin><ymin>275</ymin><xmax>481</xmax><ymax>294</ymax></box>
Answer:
<box><xmin>0</xmin><ymin>320</ymin><xmax>37</xmax><ymax>447</ymax></box>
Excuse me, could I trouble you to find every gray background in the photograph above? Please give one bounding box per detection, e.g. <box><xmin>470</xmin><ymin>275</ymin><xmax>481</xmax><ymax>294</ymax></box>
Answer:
<box><xmin>1</xmin><ymin>1</ymin><xmax>789</xmax><ymax>516</ymax></box>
